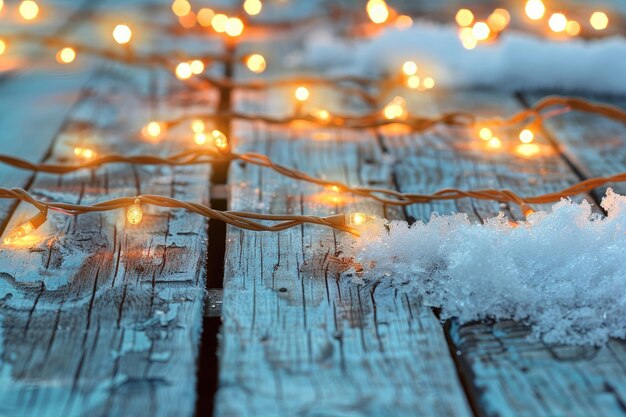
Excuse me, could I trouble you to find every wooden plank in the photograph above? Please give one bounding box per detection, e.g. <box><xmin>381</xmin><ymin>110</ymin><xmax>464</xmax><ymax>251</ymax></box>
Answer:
<box><xmin>0</xmin><ymin>63</ymin><xmax>210</xmax><ymax>417</ymax></box>
<box><xmin>385</xmin><ymin>89</ymin><xmax>626</xmax><ymax>417</ymax></box>
<box><xmin>215</xmin><ymin>84</ymin><xmax>474</xmax><ymax>416</ymax></box>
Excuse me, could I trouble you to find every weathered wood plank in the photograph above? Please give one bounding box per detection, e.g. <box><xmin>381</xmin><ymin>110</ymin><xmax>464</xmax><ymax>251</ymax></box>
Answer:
<box><xmin>386</xmin><ymin>90</ymin><xmax>626</xmax><ymax>417</ymax></box>
<box><xmin>0</xmin><ymin>63</ymin><xmax>210</xmax><ymax>417</ymax></box>
<box><xmin>215</xmin><ymin>84</ymin><xmax>474</xmax><ymax>416</ymax></box>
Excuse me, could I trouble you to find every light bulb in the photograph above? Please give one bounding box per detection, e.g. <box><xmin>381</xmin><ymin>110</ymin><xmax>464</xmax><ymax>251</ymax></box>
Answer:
<box><xmin>194</xmin><ymin>132</ymin><xmax>208</xmax><ymax>145</ymax></box>
<box><xmin>472</xmin><ymin>22</ymin><xmax>491</xmax><ymax>40</ymax></box>
<box><xmin>487</xmin><ymin>136</ymin><xmax>502</xmax><ymax>149</ymax></box>
<box><xmin>311</xmin><ymin>108</ymin><xmax>330</xmax><ymax>122</ymax></box>
<box><xmin>295</xmin><ymin>86</ymin><xmax>309</xmax><ymax>102</ymax></box>
<box><xmin>113</xmin><ymin>24</ymin><xmax>132</xmax><ymax>44</ymax></box>
<box><xmin>0</xmin><ymin>39</ymin><xmax>7</xmax><ymax>56</ymax></box>
<box><xmin>243</xmin><ymin>0</ymin><xmax>262</xmax><ymax>16</ymax></box>
<box><xmin>212</xmin><ymin>130</ymin><xmax>229</xmax><ymax>152</ymax></box>
<box><xmin>383</xmin><ymin>96</ymin><xmax>407</xmax><ymax>120</ymax></box>
<box><xmin>190</xmin><ymin>59</ymin><xmax>204</xmax><ymax>74</ymax></box>
<box><xmin>172</xmin><ymin>0</ymin><xmax>191</xmax><ymax>17</ymax></box>
<box><xmin>566</xmin><ymin>20</ymin><xmax>581</xmax><ymax>36</ymax></box>
<box><xmin>19</xmin><ymin>0</ymin><xmax>39</xmax><ymax>21</ymax></box>
<box><xmin>487</xmin><ymin>9</ymin><xmax>510</xmax><ymax>32</ymax></box>
<box><xmin>346</xmin><ymin>213</ymin><xmax>374</xmax><ymax>227</ymax></box>
<box><xmin>590</xmin><ymin>12</ymin><xmax>608</xmax><ymax>30</ymax></box>
<box><xmin>395</xmin><ymin>15</ymin><xmax>413</xmax><ymax>30</ymax></box>
<box><xmin>175</xmin><ymin>62</ymin><xmax>192</xmax><ymax>80</ymax></box>
<box><xmin>548</xmin><ymin>13</ymin><xmax>567</xmax><ymax>33</ymax></box>
<box><xmin>407</xmin><ymin>75</ymin><xmax>420</xmax><ymax>89</ymax></box>
<box><xmin>422</xmin><ymin>77</ymin><xmax>435</xmax><ymax>89</ymax></box>
<box><xmin>402</xmin><ymin>61</ymin><xmax>417</xmax><ymax>76</ymax></box>
<box><xmin>197</xmin><ymin>8</ymin><xmax>215</xmax><ymax>27</ymax></box>
<box><xmin>366</xmin><ymin>0</ymin><xmax>389</xmax><ymax>24</ymax></box>
<box><xmin>142</xmin><ymin>121</ymin><xmax>164</xmax><ymax>140</ymax></box>
<box><xmin>459</xmin><ymin>27</ymin><xmax>478</xmax><ymax>50</ymax></box>
<box><xmin>191</xmin><ymin>119</ymin><xmax>205</xmax><ymax>133</ymax></box>
<box><xmin>74</xmin><ymin>147</ymin><xmax>96</xmax><ymax>160</ymax></box>
<box><xmin>478</xmin><ymin>127</ymin><xmax>493</xmax><ymax>141</ymax></box>
<box><xmin>525</xmin><ymin>0</ymin><xmax>545</xmax><ymax>21</ymax></box>
<box><xmin>225</xmin><ymin>17</ymin><xmax>244</xmax><ymax>37</ymax></box>
<box><xmin>519</xmin><ymin>129</ymin><xmax>534</xmax><ymax>143</ymax></box>
<box><xmin>212</xmin><ymin>14</ymin><xmax>228</xmax><ymax>33</ymax></box>
<box><xmin>246</xmin><ymin>54</ymin><xmax>266</xmax><ymax>73</ymax></box>
<box><xmin>455</xmin><ymin>9</ymin><xmax>474</xmax><ymax>27</ymax></box>
<box><xmin>3</xmin><ymin>211</ymin><xmax>46</xmax><ymax>245</ymax></box>
<box><xmin>127</xmin><ymin>199</ymin><xmax>143</xmax><ymax>225</ymax></box>
<box><xmin>56</xmin><ymin>47</ymin><xmax>76</xmax><ymax>64</ymax></box>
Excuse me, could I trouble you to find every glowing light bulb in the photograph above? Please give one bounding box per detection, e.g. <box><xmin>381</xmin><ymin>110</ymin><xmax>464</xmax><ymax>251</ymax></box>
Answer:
<box><xmin>19</xmin><ymin>0</ymin><xmax>39</xmax><ymax>21</ymax></box>
<box><xmin>127</xmin><ymin>199</ymin><xmax>143</xmax><ymax>225</ymax></box>
<box><xmin>194</xmin><ymin>132</ymin><xmax>208</xmax><ymax>145</ymax></box>
<box><xmin>0</xmin><ymin>0</ymin><xmax>3</xmax><ymax>13</ymax></box>
<box><xmin>366</xmin><ymin>0</ymin><xmax>389</xmax><ymax>24</ymax></box>
<box><xmin>548</xmin><ymin>13</ymin><xmax>567</xmax><ymax>33</ymax></box>
<box><xmin>590</xmin><ymin>12</ymin><xmax>608</xmax><ymax>30</ymax></box>
<box><xmin>211</xmin><ymin>14</ymin><xmax>228</xmax><ymax>33</ymax></box>
<box><xmin>212</xmin><ymin>130</ymin><xmax>230</xmax><ymax>152</ymax></box>
<box><xmin>478</xmin><ymin>127</ymin><xmax>493</xmax><ymax>141</ymax></box>
<box><xmin>113</xmin><ymin>24</ymin><xmax>132</xmax><ymax>44</ymax></box>
<box><xmin>455</xmin><ymin>9</ymin><xmax>474</xmax><ymax>27</ymax></box>
<box><xmin>311</xmin><ymin>108</ymin><xmax>330</xmax><ymax>122</ymax></box>
<box><xmin>142</xmin><ymin>121</ymin><xmax>164</xmax><ymax>140</ymax></box>
<box><xmin>56</xmin><ymin>47</ymin><xmax>76</xmax><ymax>64</ymax></box>
<box><xmin>225</xmin><ymin>17</ymin><xmax>244</xmax><ymax>37</ymax></box>
<box><xmin>175</xmin><ymin>62</ymin><xmax>192</xmax><ymax>80</ymax></box>
<box><xmin>172</xmin><ymin>0</ymin><xmax>191</xmax><ymax>17</ymax></box>
<box><xmin>487</xmin><ymin>136</ymin><xmax>502</xmax><ymax>149</ymax></box>
<box><xmin>519</xmin><ymin>129</ymin><xmax>534</xmax><ymax>143</ymax></box>
<box><xmin>487</xmin><ymin>8</ymin><xmax>510</xmax><ymax>32</ymax></box>
<box><xmin>191</xmin><ymin>119</ymin><xmax>205</xmax><ymax>133</ymax></box>
<box><xmin>0</xmin><ymin>39</ymin><xmax>7</xmax><ymax>55</ymax></box>
<box><xmin>3</xmin><ymin>211</ymin><xmax>46</xmax><ymax>245</ymax></box>
<box><xmin>179</xmin><ymin>12</ymin><xmax>197</xmax><ymax>29</ymax></box>
<box><xmin>407</xmin><ymin>75</ymin><xmax>420</xmax><ymax>89</ymax></box>
<box><xmin>472</xmin><ymin>22</ymin><xmax>491</xmax><ymax>40</ymax></box>
<box><xmin>243</xmin><ymin>0</ymin><xmax>262</xmax><ymax>16</ymax></box>
<box><xmin>402</xmin><ymin>60</ymin><xmax>417</xmax><ymax>76</ymax></box>
<box><xmin>525</xmin><ymin>0</ymin><xmax>545</xmax><ymax>21</ymax></box>
<box><xmin>190</xmin><ymin>59</ymin><xmax>205</xmax><ymax>74</ymax></box>
<box><xmin>197</xmin><ymin>8</ymin><xmax>215</xmax><ymax>27</ymax></box>
<box><xmin>383</xmin><ymin>96</ymin><xmax>407</xmax><ymax>120</ymax></box>
<box><xmin>395</xmin><ymin>15</ymin><xmax>413</xmax><ymax>30</ymax></box>
<box><xmin>82</xmin><ymin>148</ymin><xmax>95</xmax><ymax>159</ymax></box>
<box><xmin>516</xmin><ymin>143</ymin><xmax>540</xmax><ymax>157</ymax></box>
<box><xmin>346</xmin><ymin>212</ymin><xmax>373</xmax><ymax>227</ymax></box>
<box><xmin>459</xmin><ymin>27</ymin><xmax>478</xmax><ymax>49</ymax></box>
<box><xmin>295</xmin><ymin>86</ymin><xmax>310</xmax><ymax>102</ymax></box>
<box><xmin>422</xmin><ymin>77</ymin><xmax>435</xmax><ymax>89</ymax></box>
<box><xmin>246</xmin><ymin>54</ymin><xmax>266</xmax><ymax>73</ymax></box>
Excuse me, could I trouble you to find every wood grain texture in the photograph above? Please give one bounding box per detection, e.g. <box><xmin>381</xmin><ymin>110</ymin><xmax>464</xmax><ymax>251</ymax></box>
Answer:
<box><xmin>215</xmin><ymin>84</ymin><xmax>473</xmax><ymax>416</ymax></box>
<box><xmin>0</xmin><ymin>65</ymin><xmax>210</xmax><ymax>417</ymax></box>
<box><xmin>389</xmin><ymin>90</ymin><xmax>626</xmax><ymax>417</ymax></box>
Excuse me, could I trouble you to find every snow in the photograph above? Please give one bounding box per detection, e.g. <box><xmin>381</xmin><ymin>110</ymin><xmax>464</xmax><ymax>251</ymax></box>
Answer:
<box><xmin>289</xmin><ymin>22</ymin><xmax>626</xmax><ymax>94</ymax></box>
<box><xmin>341</xmin><ymin>189</ymin><xmax>626</xmax><ymax>345</ymax></box>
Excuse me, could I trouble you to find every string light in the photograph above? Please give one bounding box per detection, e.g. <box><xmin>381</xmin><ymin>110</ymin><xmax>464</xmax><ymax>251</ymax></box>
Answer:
<box><xmin>487</xmin><ymin>9</ymin><xmax>510</xmax><ymax>32</ymax></box>
<box><xmin>407</xmin><ymin>75</ymin><xmax>420</xmax><ymax>89</ymax></box>
<box><xmin>112</xmin><ymin>24</ymin><xmax>132</xmax><ymax>44</ymax></box>
<box><xmin>55</xmin><ymin>47</ymin><xmax>76</xmax><ymax>64</ymax></box>
<box><xmin>191</xmin><ymin>119</ymin><xmax>205</xmax><ymax>133</ymax></box>
<box><xmin>366</xmin><ymin>0</ymin><xmax>389</xmax><ymax>24</ymax></box>
<box><xmin>211</xmin><ymin>14</ymin><xmax>228</xmax><ymax>33</ymax></box>
<box><xmin>0</xmin><ymin>0</ymin><xmax>3</xmax><ymax>13</ymax></box>
<box><xmin>548</xmin><ymin>13</ymin><xmax>567</xmax><ymax>33</ymax></box>
<box><xmin>142</xmin><ymin>121</ymin><xmax>164</xmax><ymax>140</ymax></box>
<box><xmin>190</xmin><ymin>59</ymin><xmax>205</xmax><ymax>74</ymax></box>
<box><xmin>383</xmin><ymin>96</ymin><xmax>407</xmax><ymax>120</ymax></box>
<box><xmin>3</xmin><ymin>211</ymin><xmax>47</xmax><ymax>245</ymax></box>
<box><xmin>74</xmin><ymin>147</ymin><xmax>96</xmax><ymax>160</ymax></box>
<box><xmin>171</xmin><ymin>0</ymin><xmax>191</xmax><ymax>17</ymax></box>
<box><xmin>225</xmin><ymin>17</ymin><xmax>244</xmax><ymax>37</ymax></box>
<box><xmin>516</xmin><ymin>143</ymin><xmax>541</xmax><ymax>157</ymax></box>
<box><xmin>197</xmin><ymin>8</ymin><xmax>215</xmax><ymax>27</ymax></box>
<box><xmin>19</xmin><ymin>0</ymin><xmax>39</xmax><ymax>21</ymax></box>
<box><xmin>478</xmin><ymin>128</ymin><xmax>493</xmax><ymax>141</ymax></box>
<box><xmin>525</xmin><ymin>0</ymin><xmax>546</xmax><ymax>21</ymax></box>
<box><xmin>243</xmin><ymin>0</ymin><xmax>263</xmax><ymax>16</ymax></box>
<box><xmin>294</xmin><ymin>86</ymin><xmax>310</xmax><ymax>102</ymax></box>
<box><xmin>422</xmin><ymin>77</ymin><xmax>435</xmax><ymax>89</ymax></box>
<box><xmin>459</xmin><ymin>27</ymin><xmax>478</xmax><ymax>50</ymax></box>
<box><xmin>402</xmin><ymin>61</ymin><xmax>417</xmax><ymax>76</ymax></box>
<box><xmin>590</xmin><ymin>12</ymin><xmax>609</xmax><ymax>30</ymax></box>
<box><xmin>194</xmin><ymin>132</ymin><xmax>208</xmax><ymax>145</ymax></box>
<box><xmin>175</xmin><ymin>62</ymin><xmax>192</xmax><ymax>80</ymax></box>
<box><xmin>487</xmin><ymin>136</ymin><xmax>502</xmax><ymax>149</ymax></box>
<box><xmin>126</xmin><ymin>199</ymin><xmax>143</xmax><ymax>225</ymax></box>
<box><xmin>311</xmin><ymin>108</ymin><xmax>331</xmax><ymax>122</ymax></box>
<box><xmin>455</xmin><ymin>9</ymin><xmax>474</xmax><ymax>27</ymax></box>
<box><xmin>566</xmin><ymin>20</ymin><xmax>581</xmax><ymax>36</ymax></box>
<box><xmin>519</xmin><ymin>129</ymin><xmax>535</xmax><ymax>143</ymax></box>
<box><xmin>346</xmin><ymin>213</ymin><xmax>374</xmax><ymax>227</ymax></box>
<box><xmin>0</xmin><ymin>39</ymin><xmax>6</xmax><ymax>55</ymax></box>
<box><xmin>246</xmin><ymin>54</ymin><xmax>266</xmax><ymax>73</ymax></box>
<box><xmin>472</xmin><ymin>22</ymin><xmax>491</xmax><ymax>41</ymax></box>
<box><xmin>212</xmin><ymin>130</ymin><xmax>230</xmax><ymax>152</ymax></box>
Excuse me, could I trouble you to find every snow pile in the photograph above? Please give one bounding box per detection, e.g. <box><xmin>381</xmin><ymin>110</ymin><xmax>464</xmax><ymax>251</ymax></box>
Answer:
<box><xmin>290</xmin><ymin>22</ymin><xmax>626</xmax><ymax>94</ymax></box>
<box><xmin>342</xmin><ymin>190</ymin><xmax>626</xmax><ymax>345</ymax></box>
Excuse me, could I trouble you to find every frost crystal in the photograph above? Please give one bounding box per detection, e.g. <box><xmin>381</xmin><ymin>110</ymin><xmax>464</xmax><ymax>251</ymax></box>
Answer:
<box><xmin>342</xmin><ymin>190</ymin><xmax>626</xmax><ymax>345</ymax></box>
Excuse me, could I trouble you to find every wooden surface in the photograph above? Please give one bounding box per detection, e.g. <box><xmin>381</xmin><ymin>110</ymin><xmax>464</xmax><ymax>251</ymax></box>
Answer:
<box><xmin>1</xmin><ymin>2</ymin><xmax>626</xmax><ymax>417</ymax></box>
